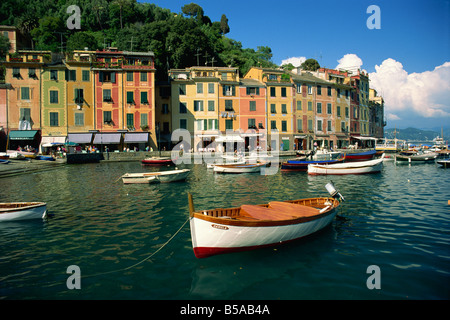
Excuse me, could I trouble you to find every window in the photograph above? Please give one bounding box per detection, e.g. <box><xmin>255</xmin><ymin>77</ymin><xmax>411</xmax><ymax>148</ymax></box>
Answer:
<box><xmin>271</xmin><ymin>120</ymin><xmax>277</xmax><ymax>130</ymax></box>
<box><xmin>103</xmin><ymin>89</ymin><xmax>112</xmax><ymax>102</ymax></box>
<box><xmin>194</xmin><ymin>100</ymin><xmax>204</xmax><ymax>112</ymax></box>
<box><xmin>225</xmin><ymin>119</ymin><xmax>233</xmax><ymax>130</ymax></box>
<box><xmin>50</xmin><ymin>70</ymin><xmax>58</xmax><ymax>81</ymax></box>
<box><xmin>328</xmin><ymin>120</ymin><xmax>332</xmax><ymax>131</ymax></box>
<box><xmin>308</xmin><ymin>85</ymin><xmax>312</xmax><ymax>94</ymax></box>
<box><xmin>308</xmin><ymin>119</ymin><xmax>313</xmax><ymax>130</ymax></box>
<box><xmin>270</xmin><ymin>87</ymin><xmax>276</xmax><ymax>97</ymax></box>
<box><xmin>127</xmin><ymin>91</ymin><xmax>134</xmax><ymax>104</ymax></box>
<box><xmin>179</xmin><ymin>102</ymin><xmax>187</xmax><ymax>113</ymax></box>
<box><xmin>268</xmin><ymin>74</ymin><xmax>277</xmax><ymax>81</ymax></box>
<box><xmin>270</xmin><ymin>104</ymin><xmax>276</xmax><ymax>113</ymax></box>
<box><xmin>337</xmin><ymin>88</ymin><xmax>341</xmax><ymax>98</ymax></box>
<box><xmin>21</xmin><ymin>87</ymin><xmax>30</xmax><ymax>100</ymax></box>
<box><xmin>140</xmin><ymin>72</ymin><xmax>147</xmax><ymax>82</ymax></box>
<box><xmin>75</xmin><ymin>113</ymin><xmax>84</xmax><ymax>126</ymax></box>
<box><xmin>50</xmin><ymin>112</ymin><xmax>58</xmax><ymax>126</ymax></box>
<box><xmin>162</xmin><ymin>104</ymin><xmax>169</xmax><ymax>114</ymax></box>
<box><xmin>341</xmin><ymin>121</ymin><xmax>346</xmax><ymax>132</ymax></box>
<box><xmin>249</xmin><ymin>101</ymin><xmax>256</xmax><ymax>111</ymax></box>
<box><xmin>317</xmin><ymin>85</ymin><xmax>322</xmax><ymax>95</ymax></box>
<box><xmin>281</xmin><ymin>87</ymin><xmax>287</xmax><ymax>97</ymax></box>
<box><xmin>66</xmin><ymin>70</ymin><xmax>76</xmax><ymax>81</ymax></box>
<box><xmin>317</xmin><ymin>120</ymin><xmax>322</xmax><ymax>131</ymax></box>
<box><xmin>327</xmin><ymin>103</ymin><xmax>332</xmax><ymax>114</ymax></box>
<box><xmin>82</xmin><ymin>70</ymin><xmax>90</xmax><ymax>81</ymax></box>
<box><xmin>13</xmin><ymin>67</ymin><xmax>21</xmax><ymax>78</ymax></box>
<box><xmin>327</xmin><ymin>86</ymin><xmax>332</xmax><ymax>96</ymax></box>
<box><xmin>50</xmin><ymin>90</ymin><xmax>58</xmax><ymax>104</ymax></box>
<box><xmin>337</xmin><ymin>106</ymin><xmax>341</xmax><ymax>117</ymax></box>
<box><xmin>281</xmin><ymin>104</ymin><xmax>287</xmax><ymax>114</ymax></box>
<box><xmin>297</xmin><ymin>101</ymin><xmax>302</xmax><ymax>111</ymax></box>
<box><xmin>126</xmin><ymin>113</ymin><xmax>134</xmax><ymax>127</ymax></box>
<box><xmin>103</xmin><ymin>111</ymin><xmax>112</xmax><ymax>123</ymax></box>
<box><xmin>281</xmin><ymin>120</ymin><xmax>287</xmax><ymax>132</ymax></box>
<box><xmin>223</xmin><ymin>85</ymin><xmax>235</xmax><ymax>96</ymax></box>
<box><xmin>345</xmin><ymin>107</ymin><xmax>349</xmax><ymax>118</ymax></box>
<box><xmin>248</xmin><ymin>118</ymin><xmax>256</xmax><ymax>129</ymax></box>
<box><xmin>28</xmin><ymin>68</ymin><xmax>36</xmax><ymax>78</ymax></box>
<box><xmin>208</xmin><ymin>83</ymin><xmax>214</xmax><ymax>94</ymax></box>
<box><xmin>317</xmin><ymin>103</ymin><xmax>322</xmax><ymax>114</ymax></box>
<box><xmin>225</xmin><ymin>100</ymin><xmax>233</xmax><ymax>111</ymax></box>
<box><xmin>179</xmin><ymin>84</ymin><xmax>186</xmax><ymax>95</ymax></box>
<box><xmin>197</xmin><ymin>83</ymin><xmax>203</xmax><ymax>94</ymax></box>
<box><xmin>20</xmin><ymin>108</ymin><xmax>31</xmax><ymax>122</ymax></box>
<box><xmin>75</xmin><ymin>89</ymin><xmax>84</xmax><ymax>104</ymax></box>
<box><xmin>208</xmin><ymin>100</ymin><xmax>215</xmax><ymax>112</ymax></box>
<box><xmin>296</xmin><ymin>84</ymin><xmax>302</xmax><ymax>94</ymax></box>
<box><xmin>297</xmin><ymin>119</ymin><xmax>302</xmax><ymax>131</ymax></box>
<box><xmin>141</xmin><ymin>113</ymin><xmax>148</xmax><ymax>127</ymax></box>
<box><xmin>196</xmin><ymin>119</ymin><xmax>206</xmax><ymax>131</ymax></box>
<box><xmin>246</xmin><ymin>87</ymin><xmax>260</xmax><ymax>95</ymax></box>
<box><xmin>308</xmin><ymin>101</ymin><xmax>312</xmax><ymax>111</ymax></box>
<box><xmin>99</xmin><ymin>71</ymin><xmax>115</xmax><ymax>83</ymax></box>
<box><xmin>208</xmin><ymin>119</ymin><xmax>218</xmax><ymax>130</ymax></box>
<box><xmin>141</xmin><ymin>92</ymin><xmax>148</xmax><ymax>104</ymax></box>
<box><xmin>127</xmin><ymin>72</ymin><xmax>133</xmax><ymax>82</ymax></box>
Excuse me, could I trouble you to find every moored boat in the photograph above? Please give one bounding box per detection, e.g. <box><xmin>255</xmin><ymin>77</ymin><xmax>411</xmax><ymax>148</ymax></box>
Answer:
<box><xmin>121</xmin><ymin>169</ymin><xmax>190</xmax><ymax>184</ymax></box>
<box><xmin>0</xmin><ymin>202</ymin><xmax>47</xmax><ymax>222</ymax></box>
<box><xmin>343</xmin><ymin>149</ymin><xmax>376</xmax><ymax>162</ymax></box>
<box><xmin>188</xmin><ymin>182</ymin><xmax>344</xmax><ymax>258</ymax></box>
<box><xmin>141</xmin><ymin>157</ymin><xmax>174</xmax><ymax>165</ymax></box>
<box><xmin>395</xmin><ymin>151</ymin><xmax>438</xmax><ymax>163</ymax></box>
<box><xmin>0</xmin><ymin>159</ymin><xmax>11</xmax><ymax>164</ymax></box>
<box><xmin>213</xmin><ymin>162</ymin><xmax>267</xmax><ymax>174</ymax></box>
<box><xmin>307</xmin><ymin>155</ymin><xmax>384</xmax><ymax>175</ymax></box>
<box><xmin>281</xmin><ymin>155</ymin><xmax>345</xmax><ymax>172</ymax></box>
<box><xmin>436</xmin><ymin>159</ymin><xmax>450</xmax><ymax>168</ymax></box>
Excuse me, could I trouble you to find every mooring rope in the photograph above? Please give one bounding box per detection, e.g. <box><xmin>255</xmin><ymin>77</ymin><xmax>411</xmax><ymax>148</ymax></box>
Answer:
<box><xmin>82</xmin><ymin>216</ymin><xmax>190</xmax><ymax>280</ymax></box>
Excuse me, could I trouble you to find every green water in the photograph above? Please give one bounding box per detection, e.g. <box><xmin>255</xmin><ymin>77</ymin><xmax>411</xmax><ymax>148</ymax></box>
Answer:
<box><xmin>0</xmin><ymin>160</ymin><xmax>449</xmax><ymax>300</ymax></box>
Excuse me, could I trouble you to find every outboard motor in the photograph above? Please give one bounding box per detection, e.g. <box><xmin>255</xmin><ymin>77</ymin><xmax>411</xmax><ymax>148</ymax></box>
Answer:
<box><xmin>325</xmin><ymin>181</ymin><xmax>345</xmax><ymax>202</ymax></box>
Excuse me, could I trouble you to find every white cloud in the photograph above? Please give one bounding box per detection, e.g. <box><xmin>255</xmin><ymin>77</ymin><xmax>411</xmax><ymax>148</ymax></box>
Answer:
<box><xmin>336</xmin><ymin>54</ymin><xmax>363</xmax><ymax>72</ymax></box>
<box><xmin>281</xmin><ymin>56</ymin><xmax>306</xmax><ymax>67</ymax></box>
<box><xmin>369</xmin><ymin>59</ymin><xmax>450</xmax><ymax>119</ymax></box>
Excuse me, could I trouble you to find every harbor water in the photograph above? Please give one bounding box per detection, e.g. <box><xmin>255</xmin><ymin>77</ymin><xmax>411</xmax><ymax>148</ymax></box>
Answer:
<box><xmin>0</xmin><ymin>159</ymin><xmax>449</xmax><ymax>300</ymax></box>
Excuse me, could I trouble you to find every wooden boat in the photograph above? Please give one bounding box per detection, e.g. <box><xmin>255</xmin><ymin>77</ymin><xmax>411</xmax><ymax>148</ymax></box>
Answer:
<box><xmin>308</xmin><ymin>154</ymin><xmax>384</xmax><ymax>175</ymax></box>
<box><xmin>35</xmin><ymin>155</ymin><xmax>55</xmax><ymax>161</ymax></box>
<box><xmin>0</xmin><ymin>202</ymin><xmax>47</xmax><ymax>222</ymax></box>
<box><xmin>121</xmin><ymin>169</ymin><xmax>190</xmax><ymax>184</ymax></box>
<box><xmin>0</xmin><ymin>159</ymin><xmax>11</xmax><ymax>164</ymax></box>
<box><xmin>343</xmin><ymin>149</ymin><xmax>376</xmax><ymax>162</ymax></box>
<box><xmin>188</xmin><ymin>183</ymin><xmax>344</xmax><ymax>258</ymax></box>
<box><xmin>395</xmin><ymin>151</ymin><xmax>438</xmax><ymax>163</ymax></box>
<box><xmin>213</xmin><ymin>162</ymin><xmax>267</xmax><ymax>174</ymax></box>
<box><xmin>141</xmin><ymin>157</ymin><xmax>174</xmax><ymax>165</ymax></box>
<box><xmin>281</xmin><ymin>155</ymin><xmax>345</xmax><ymax>172</ymax></box>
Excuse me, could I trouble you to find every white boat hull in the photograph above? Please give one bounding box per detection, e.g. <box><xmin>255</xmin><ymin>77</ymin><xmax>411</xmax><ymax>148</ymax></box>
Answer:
<box><xmin>308</xmin><ymin>157</ymin><xmax>384</xmax><ymax>175</ymax></box>
<box><xmin>0</xmin><ymin>202</ymin><xmax>47</xmax><ymax>222</ymax></box>
<box><xmin>122</xmin><ymin>169</ymin><xmax>190</xmax><ymax>184</ymax></box>
<box><xmin>190</xmin><ymin>208</ymin><xmax>337</xmax><ymax>258</ymax></box>
<box><xmin>213</xmin><ymin>163</ymin><xmax>266</xmax><ymax>173</ymax></box>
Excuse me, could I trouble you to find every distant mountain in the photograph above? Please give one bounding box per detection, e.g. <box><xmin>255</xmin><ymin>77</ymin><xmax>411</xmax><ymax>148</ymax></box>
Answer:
<box><xmin>384</xmin><ymin>127</ymin><xmax>449</xmax><ymax>142</ymax></box>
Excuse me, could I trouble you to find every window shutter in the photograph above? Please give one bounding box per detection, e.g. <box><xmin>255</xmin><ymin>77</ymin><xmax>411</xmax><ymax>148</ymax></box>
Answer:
<box><xmin>111</xmin><ymin>72</ymin><xmax>116</xmax><ymax>83</ymax></box>
<box><xmin>99</xmin><ymin>71</ymin><xmax>104</xmax><ymax>82</ymax></box>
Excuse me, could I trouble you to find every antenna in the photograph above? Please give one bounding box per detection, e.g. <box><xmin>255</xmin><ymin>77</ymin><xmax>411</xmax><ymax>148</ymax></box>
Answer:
<box><xmin>195</xmin><ymin>48</ymin><xmax>201</xmax><ymax>66</ymax></box>
<box><xmin>128</xmin><ymin>36</ymin><xmax>134</xmax><ymax>51</ymax></box>
<box><xmin>203</xmin><ymin>52</ymin><xmax>209</xmax><ymax>65</ymax></box>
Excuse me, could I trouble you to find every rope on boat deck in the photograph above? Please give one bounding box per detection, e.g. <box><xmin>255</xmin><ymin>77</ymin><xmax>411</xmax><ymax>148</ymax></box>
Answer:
<box><xmin>82</xmin><ymin>216</ymin><xmax>190</xmax><ymax>280</ymax></box>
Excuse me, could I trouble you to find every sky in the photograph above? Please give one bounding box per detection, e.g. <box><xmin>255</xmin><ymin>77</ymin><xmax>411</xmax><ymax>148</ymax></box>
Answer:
<box><xmin>141</xmin><ymin>0</ymin><xmax>450</xmax><ymax>130</ymax></box>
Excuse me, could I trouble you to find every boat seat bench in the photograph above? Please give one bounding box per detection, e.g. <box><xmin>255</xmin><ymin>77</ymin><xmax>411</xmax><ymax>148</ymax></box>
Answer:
<box><xmin>238</xmin><ymin>202</ymin><xmax>320</xmax><ymax>221</ymax></box>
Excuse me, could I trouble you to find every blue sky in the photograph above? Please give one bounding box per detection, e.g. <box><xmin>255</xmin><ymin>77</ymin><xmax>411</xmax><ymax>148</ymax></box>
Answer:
<box><xmin>141</xmin><ymin>0</ymin><xmax>450</xmax><ymax>130</ymax></box>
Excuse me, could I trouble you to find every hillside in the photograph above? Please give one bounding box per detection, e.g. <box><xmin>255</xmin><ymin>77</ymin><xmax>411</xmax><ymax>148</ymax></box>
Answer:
<box><xmin>0</xmin><ymin>0</ymin><xmax>279</xmax><ymax>80</ymax></box>
<box><xmin>385</xmin><ymin>127</ymin><xmax>449</xmax><ymax>142</ymax></box>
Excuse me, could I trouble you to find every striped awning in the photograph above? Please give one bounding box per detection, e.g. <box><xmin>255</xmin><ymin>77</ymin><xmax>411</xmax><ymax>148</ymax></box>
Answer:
<box><xmin>8</xmin><ymin>130</ymin><xmax>38</xmax><ymax>140</ymax></box>
<box><xmin>93</xmin><ymin>133</ymin><xmax>122</xmax><ymax>144</ymax></box>
<box><xmin>67</xmin><ymin>133</ymin><xmax>93</xmax><ymax>144</ymax></box>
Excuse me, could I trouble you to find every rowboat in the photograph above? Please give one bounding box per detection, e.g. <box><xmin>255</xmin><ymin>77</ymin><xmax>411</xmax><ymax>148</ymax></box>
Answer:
<box><xmin>121</xmin><ymin>169</ymin><xmax>190</xmax><ymax>184</ymax></box>
<box><xmin>343</xmin><ymin>149</ymin><xmax>376</xmax><ymax>162</ymax></box>
<box><xmin>395</xmin><ymin>151</ymin><xmax>438</xmax><ymax>163</ymax></box>
<box><xmin>188</xmin><ymin>182</ymin><xmax>344</xmax><ymax>258</ymax></box>
<box><xmin>213</xmin><ymin>162</ymin><xmax>267</xmax><ymax>174</ymax></box>
<box><xmin>141</xmin><ymin>157</ymin><xmax>174</xmax><ymax>165</ymax></box>
<box><xmin>0</xmin><ymin>202</ymin><xmax>47</xmax><ymax>222</ymax></box>
<box><xmin>281</xmin><ymin>155</ymin><xmax>345</xmax><ymax>172</ymax></box>
<box><xmin>307</xmin><ymin>155</ymin><xmax>384</xmax><ymax>175</ymax></box>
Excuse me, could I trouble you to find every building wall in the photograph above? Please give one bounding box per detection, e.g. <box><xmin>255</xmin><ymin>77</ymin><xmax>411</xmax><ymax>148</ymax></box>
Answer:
<box><xmin>41</xmin><ymin>66</ymin><xmax>67</xmax><ymax>137</ymax></box>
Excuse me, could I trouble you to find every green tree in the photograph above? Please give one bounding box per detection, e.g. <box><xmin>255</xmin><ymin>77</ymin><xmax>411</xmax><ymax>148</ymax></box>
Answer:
<box><xmin>30</xmin><ymin>16</ymin><xmax>65</xmax><ymax>52</ymax></box>
<box><xmin>220</xmin><ymin>14</ymin><xmax>230</xmax><ymax>34</ymax></box>
<box><xmin>66</xmin><ymin>32</ymin><xmax>99</xmax><ymax>52</ymax></box>
<box><xmin>0</xmin><ymin>35</ymin><xmax>11</xmax><ymax>59</ymax></box>
<box><xmin>181</xmin><ymin>3</ymin><xmax>204</xmax><ymax>19</ymax></box>
<box><xmin>301</xmin><ymin>58</ymin><xmax>320</xmax><ymax>71</ymax></box>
